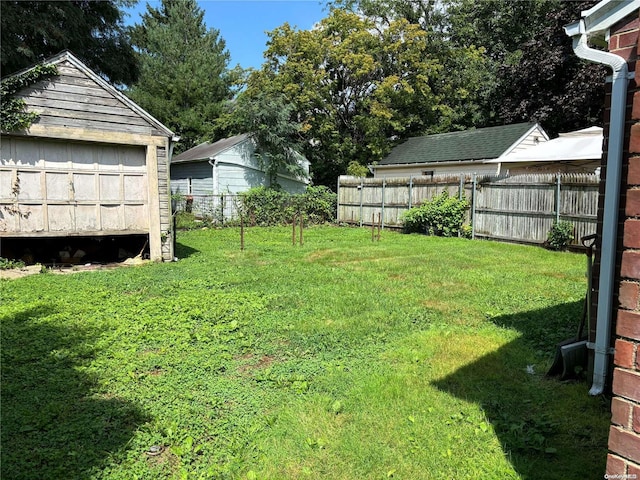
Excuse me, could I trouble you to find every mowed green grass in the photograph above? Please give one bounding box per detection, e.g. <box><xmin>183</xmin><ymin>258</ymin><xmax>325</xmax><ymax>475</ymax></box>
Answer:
<box><xmin>1</xmin><ymin>226</ymin><xmax>610</xmax><ymax>479</ymax></box>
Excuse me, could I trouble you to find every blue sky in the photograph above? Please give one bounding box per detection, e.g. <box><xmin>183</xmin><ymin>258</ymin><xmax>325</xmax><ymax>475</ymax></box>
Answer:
<box><xmin>124</xmin><ymin>1</ymin><xmax>329</xmax><ymax>70</ymax></box>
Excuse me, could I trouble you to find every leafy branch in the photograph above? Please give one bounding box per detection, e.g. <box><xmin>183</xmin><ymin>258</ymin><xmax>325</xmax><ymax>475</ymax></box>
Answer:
<box><xmin>1</xmin><ymin>63</ymin><xmax>58</xmax><ymax>132</ymax></box>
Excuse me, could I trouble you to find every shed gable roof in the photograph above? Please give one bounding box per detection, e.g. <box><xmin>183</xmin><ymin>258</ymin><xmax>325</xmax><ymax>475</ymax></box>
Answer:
<box><xmin>4</xmin><ymin>50</ymin><xmax>175</xmax><ymax>138</ymax></box>
<box><xmin>378</xmin><ymin>123</ymin><xmax>542</xmax><ymax>166</ymax></box>
<box><xmin>171</xmin><ymin>133</ymin><xmax>252</xmax><ymax>164</ymax></box>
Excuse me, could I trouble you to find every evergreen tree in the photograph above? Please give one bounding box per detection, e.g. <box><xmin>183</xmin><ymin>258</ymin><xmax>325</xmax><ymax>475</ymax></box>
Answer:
<box><xmin>127</xmin><ymin>0</ymin><xmax>235</xmax><ymax>151</ymax></box>
<box><xmin>1</xmin><ymin>0</ymin><xmax>138</xmax><ymax>84</ymax></box>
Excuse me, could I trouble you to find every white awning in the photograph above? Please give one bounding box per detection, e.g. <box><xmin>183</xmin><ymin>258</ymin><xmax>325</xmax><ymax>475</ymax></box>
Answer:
<box><xmin>485</xmin><ymin>127</ymin><xmax>603</xmax><ymax>164</ymax></box>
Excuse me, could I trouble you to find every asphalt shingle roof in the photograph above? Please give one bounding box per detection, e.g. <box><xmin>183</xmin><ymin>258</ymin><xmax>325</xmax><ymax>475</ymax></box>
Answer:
<box><xmin>378</xmin><ymin>123</ymin><xmax>537</xmax><ymax>166</ymax></box>
<box><xmin>172</xmin><ymin>133</ymin><xmax>251</xmax><ymax>163</ymax></box>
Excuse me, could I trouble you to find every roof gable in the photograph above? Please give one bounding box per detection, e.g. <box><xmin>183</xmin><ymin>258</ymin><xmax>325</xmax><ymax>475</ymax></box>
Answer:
<box><xmin>172</xmin><ymin>134</ymin><xmax>252</xmax><ymax>163</ymax></box>
<box><xmin>378</xmin><ymin>123</ymin><xmax>544</xmax><ymax>166</ymax></box>
<box><xmin>5</xmin><ymin>51</ymin><xmax>174</xmax><ymax>138</ymax></box>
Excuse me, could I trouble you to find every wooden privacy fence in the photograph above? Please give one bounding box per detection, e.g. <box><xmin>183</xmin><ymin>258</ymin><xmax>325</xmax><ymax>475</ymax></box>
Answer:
<box><xmin>337</xmin><ymin>173</ymin><xmax>600</xmax><ymax>245</ymax></box>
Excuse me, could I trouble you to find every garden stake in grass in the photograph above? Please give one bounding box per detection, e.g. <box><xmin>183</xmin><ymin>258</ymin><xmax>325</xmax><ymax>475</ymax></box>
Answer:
<box><xmin>372</xmin><ymin>213</ymin><xmax>376</xmax><ymax>242</ymax></box>
<box><xmin>292</xmin><ymin>214</ymin><xmax>297</xmax><ymax>246</ymax></box>
<box><xmin>240</xmin><ymin>215</ymin><xmax>245</xmax><ymax>251</ymax></box>
<box><xmin>299</xmin><ymin>212</ymin><xmax>304</xmax><ymax>246</ymax></box>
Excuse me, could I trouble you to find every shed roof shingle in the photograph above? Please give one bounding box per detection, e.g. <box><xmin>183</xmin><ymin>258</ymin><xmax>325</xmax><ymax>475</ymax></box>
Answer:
<box><xmin>172</xmin><ymin>133</ymin><xmax>252</xmax><ymax>163</ymax></box>
<box><xmin>378</xmin><ymin>123</ymin><xmax>539</xmax><ymax>166</ymax></box>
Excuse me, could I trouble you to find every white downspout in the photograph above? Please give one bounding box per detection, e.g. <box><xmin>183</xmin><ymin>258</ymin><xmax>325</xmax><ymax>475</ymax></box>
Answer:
<box><xmin>565</xmin><ymin>20</ymin><xmax>629</xmax><ymax>396</ymax></box>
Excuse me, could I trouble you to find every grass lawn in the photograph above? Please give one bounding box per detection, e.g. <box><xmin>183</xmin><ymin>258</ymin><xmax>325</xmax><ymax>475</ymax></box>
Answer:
<box><xmin>1</xmin><ymin>226</ymin><xmax>610</xmax><ymax>479</ymax></box>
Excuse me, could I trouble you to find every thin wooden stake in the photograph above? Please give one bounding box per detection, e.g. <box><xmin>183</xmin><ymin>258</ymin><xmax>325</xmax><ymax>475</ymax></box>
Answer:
<box><xmin>299</xmin><ymin>212</ymin><xmax>304</xmax><ymax>246</ymax></box>
<box><xmin>240</xmin><ymin>215</ymin><xmax>245</xmax><ymax>251</ymax></box>
<box><xmin>372</xmin><ymin>213</ymin><xmax>375</xmax><ymax>242</ymax></box>
<box><xmin>377</xmin><ymin>212</ymin><xmax>382</xmax><ymax>241</ymax></box>
<box><xmin>292</xmin><ymin>214</ymin><xmax>297</xmax><ymax>246</ymax></box>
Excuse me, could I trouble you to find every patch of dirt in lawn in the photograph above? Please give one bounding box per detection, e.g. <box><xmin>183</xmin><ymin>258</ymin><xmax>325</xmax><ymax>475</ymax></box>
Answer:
<box><xmin>236</xmin><ymin>353</ymin><xmax>277</xmax><ymax>375</ymax></box>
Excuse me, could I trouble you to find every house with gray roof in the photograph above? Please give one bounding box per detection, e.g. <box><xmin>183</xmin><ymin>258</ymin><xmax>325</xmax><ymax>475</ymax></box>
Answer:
<box><xmin>170</xmin><ymin>133</ymin><xmax>310</xmax><ymax>217</ymax></box>
<box><xmin>371</xmin><ymin>123</ymin><xmax>549</xmax><ymax>178</ymax></box>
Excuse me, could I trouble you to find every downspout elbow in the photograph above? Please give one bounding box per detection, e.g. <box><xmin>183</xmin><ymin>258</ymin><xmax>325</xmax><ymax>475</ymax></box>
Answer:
<box><xmin>565</xmin><ymin>21</ymin><xmax>629</xmax><ymax>396</ymax></box>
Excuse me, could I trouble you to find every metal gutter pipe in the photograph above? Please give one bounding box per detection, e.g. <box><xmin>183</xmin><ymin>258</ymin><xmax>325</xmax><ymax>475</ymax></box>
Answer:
<box><xmin>565</xmin><ymin>20</ymin><xmax>629</xmax><ymax>396</ymax></box>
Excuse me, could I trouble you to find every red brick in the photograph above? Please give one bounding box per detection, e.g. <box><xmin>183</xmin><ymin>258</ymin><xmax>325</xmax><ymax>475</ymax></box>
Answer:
<box><xmin>629</xmin><ymin>461</ymin><xmax>640</xmax><ymax>478</ymax></box>
<box><xmin>609</xmin><ymin>425</ymin><xmax>640</xmax><ymax>464</ymax></box>
<box><xmin>625</xmin><ymin>220</ymin><xmax>640</xmax><ymax>248</ymax></box>
<box><xmin>633</xmin><ymin>92</ymin><xmax>640</xmax><ymax>121</ymax></box>
<box><xmin>631</xmin><ymin>124</ymin><xmax>640</xmax><ymax>154</ymax></box>
<box><xmin>622</xmin><ymin>251</ymin><xmax>640</xmax><ymax>280</ymax></box>
<box><xmin>619</xmin><ymin>30</ymin><xmax>640</xmax><ymax>49</ymax></box>
<box><xmin>613</xmin><ymin>397</ymin><xmax>634</xmax><ymax>427</ymax></box>
<box><xmin>627</xmin><ymin>189</ymin><xmax>640</xmax><ymax>214</ymax></box>
<box><xmin>630</xmin><ymin>158</ymin><xmax>640</xmax><ymax>185</ymax></box>
<box><xmin>620</xmin><ymin>281</ymin><xmax>640</xmax><ymax>310</ymax></box>
<box><xmin>611</xmin><ymin>34</ymin><xmax>620</xmax><ymax>51</ymax></box>
<box><xmin>617</xmin><ymin>339</ymin><xmax>637</xmax><ymax>368</ymax></box>
<box><xmin>634</xmin><ymin>405</ymin><xmax>640</xmax><ymax>433</ymax></box>
<box><xmin>611</xmin><ymin>45</ymin><xmax>638</xmax><ymax>62</ymax></box>
<box><xmin>607</xmin><ymin>453</ymin><xmax>627</xmax><ymax>475</ymax></box>
<box><xmin>613</xmin><ymin>368</ymin><xmax>640</xmax><ymax>401</ymax></box>
<box><xmin>619</xmin><ymin>310</ymin><xmax>640</xmax><ymax>340</ymax></box>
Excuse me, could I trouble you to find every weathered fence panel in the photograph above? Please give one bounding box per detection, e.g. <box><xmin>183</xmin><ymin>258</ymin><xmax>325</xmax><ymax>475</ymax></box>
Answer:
<box><xmin>337</xmin><ymin>173</ymin><xmax>599</xmax><ymax>245</ymax></box>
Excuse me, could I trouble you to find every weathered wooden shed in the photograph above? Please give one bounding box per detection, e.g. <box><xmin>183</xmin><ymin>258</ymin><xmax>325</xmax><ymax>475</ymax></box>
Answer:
<box><xmin>0</xmin><ymin>51</ymin><xmax>177</xmax><ymax>262</ymax></box>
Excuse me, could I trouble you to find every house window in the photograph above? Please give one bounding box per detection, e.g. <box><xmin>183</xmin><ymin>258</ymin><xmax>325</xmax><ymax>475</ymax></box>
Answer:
<box><xmin>422</xmin><ymin>170</ymin><xmax>434</xmax><ymax>179</ymax></box>
<box><xmin>187</xmin><ymin>177</ymin><xmax>193</xmax><ymax>195</ymax></box>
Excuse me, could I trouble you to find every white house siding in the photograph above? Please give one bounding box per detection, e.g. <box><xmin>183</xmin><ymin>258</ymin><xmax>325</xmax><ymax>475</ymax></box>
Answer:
<box><xmin>505</xmin><ymin>125</ymin><xmax>549</xmax><ymax>155</ymax></box>
<box><xmin>170</xmin><ymin>162</ymin><xmax>214</xmax><ymax>196</ymax></box>
<box><xmin>374</xmin><ymin>162</ymin><xmax>500</xmax><ymax>178</ymax></box>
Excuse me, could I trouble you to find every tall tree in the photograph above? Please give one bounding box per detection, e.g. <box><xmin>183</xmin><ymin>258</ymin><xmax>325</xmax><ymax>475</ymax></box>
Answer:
<box><xmin>494</xmin><ymin>0</ymin><xmax>605</xmax><ymax>136</ymax></box>
<box><xmin>127</xmin><ymin>0</ymin><xmax>235</xmax><ymax>151</ymax></box>
<box><xmin>245</xmin><ymin>9</ymin><xmax>450</xmax><ymax>186</ymax></box>
<box><xmin>0</xmin><ymin>0</ymin><xmax>138</xmax><ymax>84</ymax></box>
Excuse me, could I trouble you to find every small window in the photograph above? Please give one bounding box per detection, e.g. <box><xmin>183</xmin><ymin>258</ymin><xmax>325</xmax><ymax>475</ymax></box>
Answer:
<box><xmin>187</xmin><ymin>177</ymin><xmax>193</xmax><ymax>195</ymax></box>
<box><xmin>422</xmin><ymin>170</ymin><xmax>434</xmax><ymax>178</ymax></box>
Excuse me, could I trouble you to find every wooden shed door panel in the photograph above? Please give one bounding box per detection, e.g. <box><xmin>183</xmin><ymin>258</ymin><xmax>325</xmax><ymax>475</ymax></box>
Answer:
<box><xmin>0</xmin><ymin>138</ymin><xmax>149</xmax><ymax>235</ymax></box>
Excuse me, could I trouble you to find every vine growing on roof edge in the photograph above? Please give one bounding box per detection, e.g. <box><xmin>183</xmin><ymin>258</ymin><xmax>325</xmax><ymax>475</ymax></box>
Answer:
<box><xmin>1</xmin><ymin>64</ymin><xmax>58</xmax><ymax>132</ymax></box>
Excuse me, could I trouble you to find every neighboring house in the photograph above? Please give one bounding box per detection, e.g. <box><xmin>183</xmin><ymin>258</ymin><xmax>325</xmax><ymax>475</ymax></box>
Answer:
<box><xmin>170</xmin><ymin>133</ymin><xmax>310</xmax><ymax>215</ymax></box>
<box><xmin>486</xmin><ymin>126</ymin><xmax>603</xmax><ymax>175</ymax></box>
<box><xmin>371</xmin><ymin>122</ymin><xmax>549</xmax><ymax>178</ymax></box>
<box><xmin>0</xmin><ymin>51</ymin><xmax>177</xmax><ymax>262</ymax></box>
<box><xmin>565</xmin><ymin>1</ymin><xmax>639</xmax><ymax>477</ymax></box>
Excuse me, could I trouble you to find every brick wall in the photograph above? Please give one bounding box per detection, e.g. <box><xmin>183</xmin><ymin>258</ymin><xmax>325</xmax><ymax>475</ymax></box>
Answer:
<box><xmin>606</xmin><ymin>12</ymin><xmax>640</xmax><ymax>477</ymax></box>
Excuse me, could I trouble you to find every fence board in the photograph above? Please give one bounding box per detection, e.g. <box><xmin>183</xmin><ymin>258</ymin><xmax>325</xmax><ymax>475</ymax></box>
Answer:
<box><xmin>338</xmin><ymin>173</ymin><xmax>599</xmax><ymax>245</ymax></box>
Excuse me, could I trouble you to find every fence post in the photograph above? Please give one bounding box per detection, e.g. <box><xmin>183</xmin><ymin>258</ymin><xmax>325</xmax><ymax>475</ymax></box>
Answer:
<box><xmin>408</xmin><ymin>176</ymin><xmax>413</xmax><ymax>209</ymax></box>
<box><xmin>555</xmin><ymin>175</ymin><xmax>561</xmax><ymax>223</ymax></box>
<box><xmin>359</xmin><ymin>180</ymin><xmax>364</xmax><ymax>227</ymax></box>
<box><xmin>381</xmin><ymin>179</ymin><xmax>386</xmax><ymax>230</ymax></box>
<box><xmin>459</xmin><ymin>174</ymin><xmax>464</xmax><ymax>200</ymax></box>
<box><xmin>471</xmin><ymin>174</ymin><xmax>477</xmax><ymax>240</ymax></box>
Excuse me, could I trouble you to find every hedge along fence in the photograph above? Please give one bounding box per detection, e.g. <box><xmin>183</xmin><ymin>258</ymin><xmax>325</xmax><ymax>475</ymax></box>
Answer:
<box><xmin>173</xmin><ymin>186</ymin><xmax>337</xmax><ymax>226</ymax></box>
<box><xmin>337</xmin><ymin>173</ymin><xmax>599</xmax><ymax>245</ymax></box>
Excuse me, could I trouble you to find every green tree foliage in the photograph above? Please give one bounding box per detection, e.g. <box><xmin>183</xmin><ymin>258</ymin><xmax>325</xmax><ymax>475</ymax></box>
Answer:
<box><xmin>0</xmin><ymin>1</ymin><xmax>138</xmax><ymax>84</ymax></box>
<box><xmin>244</xmin><ymin>9</ymin><xmax>451</xmax><ymax>186</ymax></box>
<box><xmin>339</xmin><ymin>0</ymin><xmax>605</xmax><ymax>136</ymax></box>
<box><xmin>493</xmin><ymin>0</ymin><xmax>605</xmax><ymax>136</ymax></box>
<box><xmin>126</xmin><ymin>0</ymin><xmax>236</xmax><ymax>151</ymax></box>
<box><xmin>222</xmin><ymin>92</ymin><xmax>307</xmax><ymax>188</ymax></box>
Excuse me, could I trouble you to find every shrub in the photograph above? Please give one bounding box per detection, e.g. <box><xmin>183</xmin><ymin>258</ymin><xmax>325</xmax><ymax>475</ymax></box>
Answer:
<box><xmin>241</xmin><ymin>186</ymin><xmax>337</xmax><ymax>226</ymax></box>
<box><xmin>401</xmin><ymin>191</ymin><xmax>469</xmax><ymax>237</ymax></box>
<box><xmin>547</xmin><ymin>220</ymin><xmax>574</xmax><ymax>250</ymax></box>
<box><xmin>298</xmin><ymin>186</ymin><xmax>337</xmax><ymax>224</ymax></box>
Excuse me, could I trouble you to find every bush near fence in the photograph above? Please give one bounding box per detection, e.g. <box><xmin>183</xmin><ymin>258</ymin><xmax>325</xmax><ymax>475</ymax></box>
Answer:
<box><xmin>172</xmin><ymin>186</ymin><xmax>337</xmax><ymax>227</ymax></box>
<box><xmin>337</xmin><ymin>173</ymin><xmax>599</xmax><ymax>245</ymax></box>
